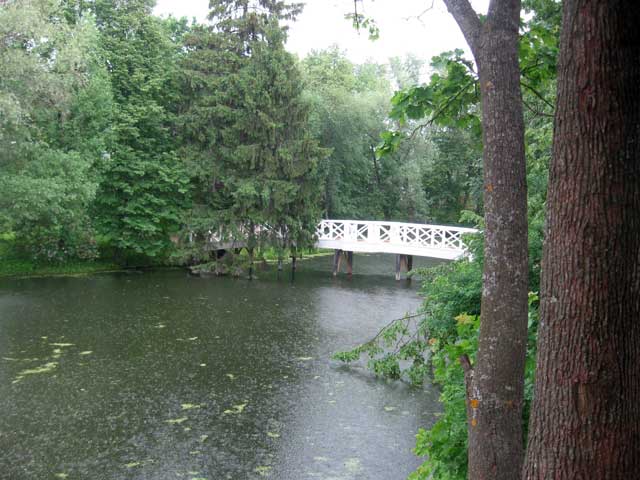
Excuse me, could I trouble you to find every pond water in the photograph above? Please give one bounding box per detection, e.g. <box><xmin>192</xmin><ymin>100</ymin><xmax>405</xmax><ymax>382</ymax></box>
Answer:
<box><xmin>0</xmin><ymin>254</ymin><xmax>443</xmax><ymax>480</ymax></box>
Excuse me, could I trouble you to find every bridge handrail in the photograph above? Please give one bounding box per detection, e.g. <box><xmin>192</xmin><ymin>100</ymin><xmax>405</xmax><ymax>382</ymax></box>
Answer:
<box><xmin>319</xmin><ymin>219</ymin><xmax>478</xmax><ymax>233</ymax></box>
<box><xmin>316</xmin><ymin>219</ymin><xmax>478</xmax><ymax>253</ymax></box>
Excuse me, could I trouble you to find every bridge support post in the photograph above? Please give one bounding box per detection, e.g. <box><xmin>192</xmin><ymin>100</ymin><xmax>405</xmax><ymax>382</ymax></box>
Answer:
<box><xmin>333</xmin><ymin>249</ymin><xmax>342</xmax><ymax>276</ymax></box>
<box><xmin>395</xmin><ymin>254</ymin><xmax>413</xmax><ymax>280</ymax></box>
<box><xmin>332</xmin><ymin>250</ymin><xmax>353</xmax><ymax>276</ymax></box>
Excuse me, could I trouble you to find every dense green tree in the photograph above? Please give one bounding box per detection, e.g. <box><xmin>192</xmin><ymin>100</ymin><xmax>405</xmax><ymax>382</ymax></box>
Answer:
<box><xmin>86</xmin><ymin>0</ymin><xmax>190</xmax><ymax>260</ymax></box>
<box><xmin>0</xmin><ymin>0</ymin><xmax>112</xmax><ymax>261</ymax></box>
<box><xmin>302</xmin><ymin>48</ymin><xmax>433</xmax><ymax>221</ymax></box>
<box><xmin>389</xmin><ymin>54</ymin><xmax>425</xmax><ymax>90</ymax></box>
<box><xmin>179</xmin><ymin>0</ymin><xmax>323</xmax><ymax>262</ymax></box>
<box><xmin>421</xmin><ymin>127</ymin><xmax>482</xmax><ymax>223</ymax></box>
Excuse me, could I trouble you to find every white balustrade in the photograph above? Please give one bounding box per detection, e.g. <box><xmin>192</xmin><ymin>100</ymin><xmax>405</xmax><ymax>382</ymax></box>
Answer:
<box><xmin>196</xmin><ymin>219</ymin><xmax>478</xmax><ymax>260</ymax></box>
<box><xmin>315</xmin><ymin>219</ymin><xmax>477</xmax><ymax>260</ymax></box>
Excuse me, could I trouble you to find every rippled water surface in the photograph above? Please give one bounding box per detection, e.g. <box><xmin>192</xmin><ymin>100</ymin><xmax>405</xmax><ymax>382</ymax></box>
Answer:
<box><xmin>0</xmin><ymin>254</ymin><xmax>442</xmax><ymax>480</ymax></box>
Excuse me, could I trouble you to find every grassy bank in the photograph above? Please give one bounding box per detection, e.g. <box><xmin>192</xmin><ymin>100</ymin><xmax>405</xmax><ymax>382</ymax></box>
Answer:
<box><xmin>0</xmin><ymin>237</ymin><xmax>122</xmax><ymax>278</ymax></box>
<box><xmin>259</xmin><ymin>247</ymin><xmax>334</xmax><ymax>263</ymax></box>
<box><xmin>0</xmin><ymin>236</ymin><xmax>333</xmax><ymax>279</ymax></box>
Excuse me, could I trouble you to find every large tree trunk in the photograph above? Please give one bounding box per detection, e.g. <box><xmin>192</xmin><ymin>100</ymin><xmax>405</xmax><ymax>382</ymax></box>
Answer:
<box><xmin>523</xmin><ymin>1</ymin><xmax>640</xmax><ymax>477</ymax></box>
<box><xmin>443</xmin><ymin>1</ymin><xmax>529</xmax><ymax>479</ymax></box>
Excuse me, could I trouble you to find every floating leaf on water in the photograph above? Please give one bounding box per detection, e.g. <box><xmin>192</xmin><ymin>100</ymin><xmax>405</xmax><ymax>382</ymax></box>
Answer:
<box><xmin>199</xmin><ymin>363</ymin><xmax>207</xmax><ymax>367</ymax></box>
<box><xmin>49</xmin><ymin>343</ymin><xmax>74</xmax><ymax>347</ymax></box>
<box><xmin>254</xmin><ymin>466</ymin><xmax>272</xmax><ymax>476</ymax></box>
<box><xmin>188</xmin><ymin>337</ymin><xmax>198</xmax><ymax>341</ymax></box>
<box><xmin>54</xmin><ymin>474</ymin><xmax>69</xmax><ymax>479</ymax></box>
<box><xmin>18</xmin><ymin>362</ymin><xmax>58</xmax><ymax>376</ymax></box>
<box><xmin>165</xmin><ymin>417</ymin><xmax>188</xmax><ymax>424</ymax></box>
<box><xmin>153</xmin><ymin>324</ymin><xmax>166</xmax><ymax>329</ymax></box>
<box><xmin>183</xmin><ymin>427</ymin><xmax>192</xmax><ymax>432</ymax></box>
<box><xmin>190</xmin><ymin>477</ymin><xmax>207</xmax><ymax>480</ymax></box>
<box><xmin>125</xmin><ymin>462</ymin><xmax>142</xmax><ymax>468</ymax></box>
<box><xmin>384</xmin><ymin>406</ymin><xmax>396</xmax><ymax>412</ymax></box>
<box><xmin>181</xmin><ymin>403</ymin><xmax>202</xmax><ymax>410</ymax></box>
<box><xmin>225</xmin><ymin>373</ymin><xmax>235</xmax><ymax>380</ymax></box>
<box><xmin>267</xmin><ymin>432</ymin><xmax>280</xmax><ymax>438</ymax></box>
<box><xmin>223</xmin><ymin>402</ymin><xmax>247</xmax><ymax>415</ymax></box>
<box><xmin>189</xmin><ymin>450</ymin><xmax>201</xmax><ymax>455</ymax></box>
<box><xmin>79</xmin><ymin>351</ymin><xmax>93</xmax><ymax>356</ymax></box>
<box><xmin>199</xmin><ymin>434</ymin><xmax>209</xmax><ymax>442</ymax></box>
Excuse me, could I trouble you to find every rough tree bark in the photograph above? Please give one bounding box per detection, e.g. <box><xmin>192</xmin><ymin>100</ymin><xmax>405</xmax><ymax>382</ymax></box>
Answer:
<box><xmin>442</xmin><ymin>1</ymin><xmax>529</xmax><ymax>479</ymax></box>
<box><xmin>522</xmin><ymin>1</ymin><xmax>640</xmax><ymax>477</ymax></box>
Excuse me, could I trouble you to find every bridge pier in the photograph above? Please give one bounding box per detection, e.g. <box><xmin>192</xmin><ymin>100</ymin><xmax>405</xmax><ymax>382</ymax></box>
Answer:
<box><xmin>395</xmin><ymin>254</ymin><xmax>413</xmax><ymax>281</ymax></box>
<box><xmin>332</xmin><ymin>249</ymin><xmax>353</xmax><ymax>276</ymax></box>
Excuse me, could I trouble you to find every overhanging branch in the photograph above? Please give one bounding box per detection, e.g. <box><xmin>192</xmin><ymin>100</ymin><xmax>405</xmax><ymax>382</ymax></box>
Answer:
<box><xmin>520</xmin><ymin>80</ymin><xmax>555</xmax><ymax>110</ymax></box>
<box><xmin>442</xmin><ymin>0</ymin><xmax>482</xmax><ymax>56</ymax></box>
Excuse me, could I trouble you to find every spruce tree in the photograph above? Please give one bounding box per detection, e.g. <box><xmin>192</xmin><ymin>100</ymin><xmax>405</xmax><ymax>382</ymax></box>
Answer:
<box><xmin>179</xmin><ymin>0</ymin><xmax>324</xmax><ymax>261</ymax></box>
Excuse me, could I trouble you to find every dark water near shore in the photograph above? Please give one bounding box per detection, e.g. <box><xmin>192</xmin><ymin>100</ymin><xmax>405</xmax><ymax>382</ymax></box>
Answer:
<box><xmin>0</xmin><ymin>254</ymin><xmax>443</xmax><ymax>480</ymax></box>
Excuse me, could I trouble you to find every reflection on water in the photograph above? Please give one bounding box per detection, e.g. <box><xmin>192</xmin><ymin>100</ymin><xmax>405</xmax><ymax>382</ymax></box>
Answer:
<box><xmin>0</xmin><ymin>254</ymin><xmax>442</xmax><ymax>479</ymax></box>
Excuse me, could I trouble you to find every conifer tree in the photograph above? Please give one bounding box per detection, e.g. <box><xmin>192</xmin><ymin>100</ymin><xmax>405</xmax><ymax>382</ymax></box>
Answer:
<box><xmin>180</xmin><ymin>0</ymin><xmax>323</xmax><ymax>261</ymax></box>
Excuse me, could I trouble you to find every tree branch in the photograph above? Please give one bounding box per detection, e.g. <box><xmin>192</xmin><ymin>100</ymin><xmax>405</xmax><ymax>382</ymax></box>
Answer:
<box><xmin>520</xmin><ymin>80</ymin><xmax>555</xmax><ymax>110</ymax></box>
<box><xmin>523</xmin><ymin>98</ymin><xmax>554</xmax><ymax>118</ymax></box>
<box><xmin>407</xmin><ymin>79</ymin><xmax>477</xmax><ymax>140</ymax></box>
<box><xmin>403</xmin><ymin>0</ymin><xmax>435</xmax><ymax>23</ymax></box>
<box><xmin>442</xmin><ymin>0</ymin><xmax>483</xmax><ymax>56</ymax></box>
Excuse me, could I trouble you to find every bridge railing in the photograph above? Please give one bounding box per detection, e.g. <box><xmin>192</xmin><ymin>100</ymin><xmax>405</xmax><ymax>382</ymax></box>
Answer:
<box><xmin>316</xmin><ymin>219</ymin><xmax>478</xmax><ymax>253</ymax></box>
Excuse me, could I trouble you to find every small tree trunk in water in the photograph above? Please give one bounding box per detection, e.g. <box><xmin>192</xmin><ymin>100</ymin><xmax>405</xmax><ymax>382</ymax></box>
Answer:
<box><xmin>523</xmin><ymin>2</ymin><xmax>640</xmax><ymax>477</ymax></box>
<box><xmin>443</xmin><ymin>1</ymin><xmax>529</xmax><ymax>478</ymax></box>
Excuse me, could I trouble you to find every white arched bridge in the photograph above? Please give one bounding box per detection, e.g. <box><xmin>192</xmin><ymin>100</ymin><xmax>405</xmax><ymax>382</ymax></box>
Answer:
<box><xmin>199</xmin><ymin>219</ymin><xmax>478</xmax><ymax>279</ymax></box>
<box><xmin>315</xmin><ymin>219</ymin><xmax>477</xmax><ymax>279</ymax></box>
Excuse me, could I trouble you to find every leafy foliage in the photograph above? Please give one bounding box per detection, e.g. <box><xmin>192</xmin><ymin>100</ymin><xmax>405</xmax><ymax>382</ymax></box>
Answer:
<box><xmin>90</xmin><ymin>1</ymin><xmax>190</xmax><ymax>259</ymax></box>
<box><xmin>302</xmin><ymin>48</ymin><xmax>435</xmax><ymax>222</ymax></box>
<box><xmin>0</xmin><ymin>0</ymin><xmax>111</xmax><ymax>262</ymax></box>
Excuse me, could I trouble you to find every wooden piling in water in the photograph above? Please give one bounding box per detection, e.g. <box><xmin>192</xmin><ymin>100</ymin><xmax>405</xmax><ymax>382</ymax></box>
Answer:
<box><xmin>333</xmin><ymin>249</ymin><xmax>342</xmax><ymax>276</ymax></box>
<box><xmin>396</xmin><ymin>254</ymin><xmax>413</xmax><ymax>280</ymax></box>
